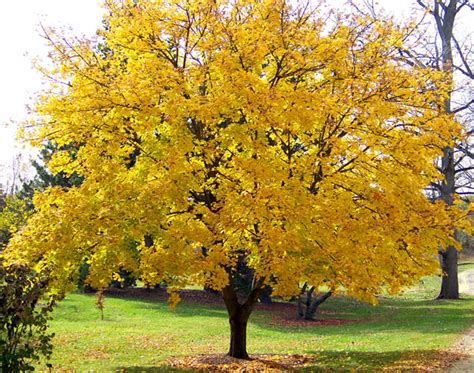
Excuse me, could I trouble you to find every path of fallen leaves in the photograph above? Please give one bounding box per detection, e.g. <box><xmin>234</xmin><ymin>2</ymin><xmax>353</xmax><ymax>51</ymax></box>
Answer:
<box><xmin>445</xmin><ymin>269</ymin><xmax>474</xmax><ymax>372</ymax></box>
<box><xmin>447</xmin><ymin>328</ymin><xmax>474</xmax><ymax>372</ymax></box>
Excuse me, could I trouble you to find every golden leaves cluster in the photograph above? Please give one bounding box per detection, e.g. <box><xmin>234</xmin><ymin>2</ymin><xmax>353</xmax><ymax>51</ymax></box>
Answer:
<box><xmin>7</xmin><ymin>0</ymin><xmax>469</xmax><ymax>302</ymax></box>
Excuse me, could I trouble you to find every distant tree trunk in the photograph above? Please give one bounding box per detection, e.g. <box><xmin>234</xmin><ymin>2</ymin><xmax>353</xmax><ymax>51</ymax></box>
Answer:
<box><xmin>438</xmin><ymin>144</ymin><xmax>459</xmax><ymax>299</ymax></box>
<box><xmin>415</xmin><ymin>0</ymin><xmax>466</xmax><ymax>299</ymax></box>
<box><xmin>297</xmin><ymin>283</ymin><xmax>332</xmax><ymax>320</ymax></box>
<box><xmin>438</xmin><ymin>246</ymin><xmax>459</xmax><ymax>299</ymax></box>
<box><xmin>438</xmin><ymin>91</ymin><xmax>458</xmax><ymax>299</ymax></box>
<box><xmin>432</xmin><ymin>0</ymin><xmax>458</xmax><ymax>300</ymax></box>
<box><xmin>222</xmin><ymin>276</ymin><xmax>262</xmax><ymax>359</ymax></box>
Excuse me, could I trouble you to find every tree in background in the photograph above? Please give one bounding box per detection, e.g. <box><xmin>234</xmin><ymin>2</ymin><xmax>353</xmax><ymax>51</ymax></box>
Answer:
<box><xmin>6</xmin><ymin>0</ymin><xmax>468</xmax><ymax>358</ymax></box>
<box><xmin>17</xmin><ymin>142</ymin><xmax>83</xmax><ymax>204</ymax></box>
<box><xmin>401</xmin><ymin>0</ymin><xmax>474</xmax><ymax>299</ymax></box>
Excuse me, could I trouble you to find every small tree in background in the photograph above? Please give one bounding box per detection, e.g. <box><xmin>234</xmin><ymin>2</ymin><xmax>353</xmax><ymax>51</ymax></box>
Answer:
<box><xmin>95</xmin><ymin>289</ymin><xmax>105</xmax><ymax>321</ymax></box>
<box><xmin>297</xmin><ymin>283</ymin><xmax>332</xmax><ymax>321</ymax></box>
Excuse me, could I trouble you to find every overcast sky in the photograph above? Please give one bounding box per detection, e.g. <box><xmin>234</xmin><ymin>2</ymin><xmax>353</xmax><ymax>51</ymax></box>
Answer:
<box><xmin>0</xmin><ymin>0</ymin><xmax>428</xmax><ymax>188</ymax></box>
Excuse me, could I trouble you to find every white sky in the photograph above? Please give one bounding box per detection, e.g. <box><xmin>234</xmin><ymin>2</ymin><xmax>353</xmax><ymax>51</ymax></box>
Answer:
<box><xmin>0</xmin><ymin>0</ymin><xmax>424</xmax><ymax>188</ymax></box>
<box><xmin>0</xmin><ymin>0</ymin><xmax>105</xmax><ymax>188</ymax></box>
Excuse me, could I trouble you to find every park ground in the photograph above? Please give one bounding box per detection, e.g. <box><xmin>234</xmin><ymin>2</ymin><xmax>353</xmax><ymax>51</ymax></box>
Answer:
<box><xmin>38</xmin><ymin>262</ymin><xmax>474</xmax><ymax>372</ymax></box>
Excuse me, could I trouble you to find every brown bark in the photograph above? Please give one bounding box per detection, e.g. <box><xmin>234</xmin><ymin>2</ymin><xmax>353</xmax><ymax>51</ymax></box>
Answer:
<box><xmin>297</xmin><ymin>282</ymin><xmax>332</xmax><ymax>320</ymax></box>
<box><xmin>418</xmin><ymin>0</ymin><xmax>462</xmax><ymax>299</ymax></box>
<box><xmin>438</xmin><ymin>246</ymin><xmax>459</xmax><ymax>299</ymax></box>
<box><xmin>305</xmin><ymin>291</ymin><xmax>332</xmax><ymax>320</ymax></box>
<box><xmin>438</xmin><ymin>145</ymin><xmax>459</xmax><ymax>299</ymax></box>
<box><xmin>222</xmin><ymin>277</ymin><xmax>262</xmax><ymax>359</ymax></box>
<box><xmin>228</xmin><ymin>307</ymin><xmax>250</xmax><ymax>359</ymax></box>
<box><xmin>435</xmin><ymin>0</ymin><xmax>458</xmax><ymax>299</ymax></box>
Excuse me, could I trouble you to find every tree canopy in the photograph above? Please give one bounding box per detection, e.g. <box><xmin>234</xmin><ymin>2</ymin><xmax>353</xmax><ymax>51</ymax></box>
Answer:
<box><xmin>6</xmin><ymin>0</ymin><xmax>467</xmax><ymax>322</ymax></box>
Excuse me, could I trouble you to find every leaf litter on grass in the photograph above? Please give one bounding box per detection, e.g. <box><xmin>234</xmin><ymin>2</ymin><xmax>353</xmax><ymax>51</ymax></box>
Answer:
<box><xmin>167</xmin><ymin>353</ymin><xmax>315</xmax><ymax>372</ymax></box>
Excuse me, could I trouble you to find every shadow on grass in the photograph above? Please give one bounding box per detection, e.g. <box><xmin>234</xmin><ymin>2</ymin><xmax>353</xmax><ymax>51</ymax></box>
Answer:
<box><xmin>298</xmin><ymin>349</ymin><xmax>457</xmax><ymax>371</ymax></box>
<box><xmin>101</xmin><ymin>289</ymin><xmax>474</xmax><ymax>338</ymax></box>
<box><xmin>45</xmin><ymin>291</ymin><xmax>473</xmax><ymax>372</ymax></box>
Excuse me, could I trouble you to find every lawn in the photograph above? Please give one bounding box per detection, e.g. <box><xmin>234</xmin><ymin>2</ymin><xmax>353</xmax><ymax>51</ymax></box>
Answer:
<box><xmin>39</xmin><ymin>268</ymin><xmax>474</xmax><ymax>372</ymax></box>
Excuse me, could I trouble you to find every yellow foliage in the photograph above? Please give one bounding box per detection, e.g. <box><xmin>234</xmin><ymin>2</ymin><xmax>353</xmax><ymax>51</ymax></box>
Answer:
<box><xmin>0</xmin><ymin>195</ymin><xmax>29</xmax><ymax>244</ymax></box>
<box><xmin>5</xmin><ymin>0</ymin><xmax>469</xmax><ymax>303</ymax></box>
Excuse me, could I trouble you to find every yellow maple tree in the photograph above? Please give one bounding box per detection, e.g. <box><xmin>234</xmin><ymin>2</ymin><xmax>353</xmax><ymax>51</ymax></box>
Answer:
<box><xmin>5</xmin><ymin>0</ymin><xmax>469</xmax><ymax>358</ymax></box>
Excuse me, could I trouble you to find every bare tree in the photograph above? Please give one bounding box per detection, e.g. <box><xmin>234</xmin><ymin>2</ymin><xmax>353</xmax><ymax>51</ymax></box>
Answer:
<box><xmin>410</xmin><ymin>0</ymin><xmax>474</xmax><ymax>299</ymax></box>
<box><xmin>2</xmin><ymin>154</ymin><xmax>27</xmax><ymax>195</ymax></box>
<box><xmin>353</xmin><ymin>0</ymin><xmax>473</xmax><ymax>299</ymax></box>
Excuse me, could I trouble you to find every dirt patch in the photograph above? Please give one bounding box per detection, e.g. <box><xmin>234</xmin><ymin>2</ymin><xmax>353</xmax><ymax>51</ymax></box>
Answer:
<box><xmin>167</xmin><ymin>353</ymin><xmax>315</xmax><ymax>371</ymax></box>
<box><xmin>105</xmin><ymin>287</ymin><xmax>224</xmax><ymax>306</ymax></box>
<box><xmin>446</xmin><ymin>327</ymin><xmax>474</xmax><ymax>372</ymax></box>
<box><xmin>256</xmin><ymin>301</ymin><xmax>356</xmax><ymax>327</ymax></box>
<box><xmin>104</xmin><ymin>288</ymin><xmax>357</xmax><ymax>328</ymax></box>
<box><xmin>267</xmin><ymin>315</ymin><xmax>356</xmax><ymax>328</ymax></box>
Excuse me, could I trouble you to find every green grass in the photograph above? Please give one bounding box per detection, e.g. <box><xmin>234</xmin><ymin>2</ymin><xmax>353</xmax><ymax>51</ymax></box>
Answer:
<box><xmin>459</xmin><ymin>262</ymin><xmax>474</xmax><ymax>271</ymax></box>
<box><xmin>39</xmin><ymin>267</ymin><xmax>474</xmax><ymax>372</ymax></box>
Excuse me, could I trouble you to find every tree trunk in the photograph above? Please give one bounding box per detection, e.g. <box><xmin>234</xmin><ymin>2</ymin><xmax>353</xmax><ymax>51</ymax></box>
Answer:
<box><xmin>437</xmin><ymin>146</ymin><xmax>459</xmax><ymax>299</ymax></box>
<box><xmin>228</xmin><ymin>308</ymin><xmax>250</xmax><ymax>359</ymax></box>
<box><xmin>222</xmin><ymin>277</ymin><xmax>262</xmax><ymax>359</ymax></box>
<box><xmin>297</xmin><ymin>283</ymin><xmax>332</xmax><ymax>320</ymax></box>
<box><xmin>438</xmin><ymin>245</ymin><xmax>459</xmax><ymax>299</ymax></box>
<box><xmin>430</xmin><ymin>0</ymin><xmax>459</xmax><ymax>299</ymax></box>
<box><xmin>305</xmin><ymin>291</ymin><xmax>332</xmax><ymax>320</ymax></box>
